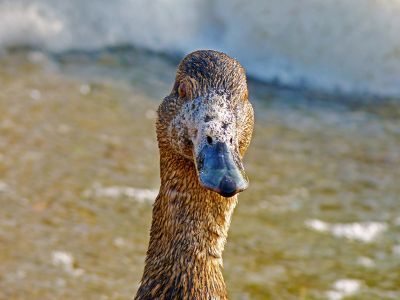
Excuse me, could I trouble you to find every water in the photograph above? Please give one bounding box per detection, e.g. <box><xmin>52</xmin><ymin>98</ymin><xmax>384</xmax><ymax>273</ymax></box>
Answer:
<box><xmin>0</xmin><ymin>48</ymin><xmax>400</xmax><ymax>300</ymax></box>
<box><xmin>1</xmin><ymin>0</ymin><xmax>400</xmax><ymax>96</ymax></box>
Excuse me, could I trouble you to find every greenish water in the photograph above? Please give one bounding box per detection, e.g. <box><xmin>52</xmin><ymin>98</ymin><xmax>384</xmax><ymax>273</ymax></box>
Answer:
<box><xmin>1</xmin><ymin>49</ymin><xmax>399</xmax><ymax>300</ymax></box>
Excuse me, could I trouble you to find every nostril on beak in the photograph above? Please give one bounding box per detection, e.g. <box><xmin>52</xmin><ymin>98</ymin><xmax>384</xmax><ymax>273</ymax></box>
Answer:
<box><xmin>207</xmin><ymin>136</ymin><xmax>213</xmax><ymax>145</ymax></box>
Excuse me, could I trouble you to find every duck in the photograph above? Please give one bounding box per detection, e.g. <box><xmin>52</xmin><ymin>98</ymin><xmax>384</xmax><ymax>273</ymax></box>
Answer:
<box><xmin>134</xmin><ymin>50</ymin><xmax>254</xmax><ymax>300</ymax></box>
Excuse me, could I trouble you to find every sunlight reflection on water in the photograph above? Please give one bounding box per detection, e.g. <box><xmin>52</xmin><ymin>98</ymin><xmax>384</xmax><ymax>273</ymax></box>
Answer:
<box><xmin>325</xmin><ymin>279</ymin><xmax>362</xmax><ymax>300</ymax></box>
<box><xmin>305</xmin><ymin>219</ymin><xmax>388</xmax><ymax>243</ymax></box>
<box><xmin>82</xmin><ymin>182</ymin><xmax>158</xmax><ymax>203</ymax></box>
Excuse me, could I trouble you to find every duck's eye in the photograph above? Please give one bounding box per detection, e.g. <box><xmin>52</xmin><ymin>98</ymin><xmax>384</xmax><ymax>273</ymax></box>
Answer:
<box><xmin>178</xmin><ymin>82</ymin><xmax>186</xmax><ymax>98</ymax></box>
<box><xmin>244</xmin><ymin>88</ymin><xmax>249</xmax><ymax>100</ymax></box>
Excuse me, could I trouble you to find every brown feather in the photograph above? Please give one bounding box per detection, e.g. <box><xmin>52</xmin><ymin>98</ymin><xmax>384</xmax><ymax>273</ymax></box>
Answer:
<box><xmin>135</xmin><ymin>50</ymin><xmax>254</xmax><ymax>300</ymax></box>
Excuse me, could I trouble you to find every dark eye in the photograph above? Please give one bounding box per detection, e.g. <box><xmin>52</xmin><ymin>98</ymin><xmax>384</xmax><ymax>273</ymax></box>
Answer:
<box><xmin>178</xmin><ymin>82</ymin><xmax>186</xmax><ymax>98</ymax></box>
<box><xmin>244</xmin><ymin>88</ymin><xmax>249</xmax><ymax>100</ymax></box>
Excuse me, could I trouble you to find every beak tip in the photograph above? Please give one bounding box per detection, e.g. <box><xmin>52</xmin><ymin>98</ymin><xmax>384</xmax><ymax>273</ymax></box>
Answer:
<box><xmin>219</xmin><ymin>175</ymin><xmax>236</xmax><ymax>191</ymax></box>
<box><xmin>218</xmin><ymin>175</ymin><xmax>237</xmax><ymax>197</ymax></box>
<box><xmin>217</xmin><ymin>175</ymin><xmax>248</xmax><ymax>198</ymax></box>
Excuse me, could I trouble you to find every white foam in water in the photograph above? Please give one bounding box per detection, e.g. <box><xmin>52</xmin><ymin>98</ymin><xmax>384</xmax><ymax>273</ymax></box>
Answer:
<box><xmin>356</xmin><ymin>256</ymin><xmax>375</xmax><ymax>268</ymax></box>
<box><xmin>51</xmin><ymin>251</ymin><xmax>84</xmax><ymax>276</ymax></box>
<box><xmin>82</xmin><ymin>182</ymin><xmax>157</xmax><ymax>203</ymax></box>
<box><xmin>0</xmin><ymin>2</ymin><xmax>62</xmax><ymax>49</ymax></box>
<box><xmin>0</xmin><ymin>180</ymin><xmax>10</xmax><ymax>193</ymax></box>
<box><xmin>326</xmin><ymin>279</ymin><xmax>362</xmax><ymax>300</ymax></box>
<box><xmin>2</xmin><ymin>0</ymin><xmax>400</xmax><ymax>96</ymax></box>
<box><xmin>305</xmin><ymin>219</ymin><xmax>388</xmax><ymax>243</ymax></box>
<box><xmin>331</xmin><ymin>222</ymin><xmax>388</xmax><ymax>242</ymax></box>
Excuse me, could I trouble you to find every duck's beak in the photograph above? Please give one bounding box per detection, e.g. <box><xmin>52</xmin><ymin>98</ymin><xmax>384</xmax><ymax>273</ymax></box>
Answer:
<box><xmin>195</xmin><ymin>141</ymin><xmax>248</xmax><ymax>198</ymax></box>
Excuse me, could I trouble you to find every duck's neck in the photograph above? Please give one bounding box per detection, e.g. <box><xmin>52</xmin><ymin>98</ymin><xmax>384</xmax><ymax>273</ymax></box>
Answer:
<box><xmin>135</xmin><ymin>148</ymin><xmax>237</xmax><ymax>300</ymax></box>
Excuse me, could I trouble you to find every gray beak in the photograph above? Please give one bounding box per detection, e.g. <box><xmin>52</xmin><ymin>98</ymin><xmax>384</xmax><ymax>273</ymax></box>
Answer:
<box><xmin>195</xmin><ymin>141</ymin><xmax>248</xmax><ymax>197</ymax></box>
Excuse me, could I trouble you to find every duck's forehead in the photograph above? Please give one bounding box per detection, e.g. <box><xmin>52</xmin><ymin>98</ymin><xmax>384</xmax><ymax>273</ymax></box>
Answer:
<box><xmin>179</xmin><ymin>52</ymin><xmax>247</xmax><ymax>94</ymax></box>
<box><xmin>189</xmin><ymin>91</ymin><xmax>234</xmax><ymax>113</ymax></box>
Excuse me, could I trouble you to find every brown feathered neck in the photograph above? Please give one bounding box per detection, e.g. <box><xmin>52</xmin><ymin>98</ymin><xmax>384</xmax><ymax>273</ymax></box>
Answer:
<box><xmin>135</xmin><ymin>142</ymin><xmax>237</xmax><ymax>300</ymax></box>
<box><xmin>135</xmin><ymin>50</ymin><xmax>253</xmax><ymax>300</ymax></box>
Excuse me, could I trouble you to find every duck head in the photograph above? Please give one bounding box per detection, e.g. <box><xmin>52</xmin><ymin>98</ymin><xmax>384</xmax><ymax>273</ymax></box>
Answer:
<box><xmin>158</xmin><ymin>50</ymin><xmax>254</xmax><ymax>198</ymax></box>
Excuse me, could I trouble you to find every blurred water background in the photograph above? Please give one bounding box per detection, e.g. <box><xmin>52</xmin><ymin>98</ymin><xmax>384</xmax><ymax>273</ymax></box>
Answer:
<box><xmin>1</xmin><ymin>1</ymin><xmax>400</xmax><ymax>299</ymax></box>
<box><xmin>2</xmin><ymin>0</ymin><xmax>400</xmax><ymax>96</ymax></box>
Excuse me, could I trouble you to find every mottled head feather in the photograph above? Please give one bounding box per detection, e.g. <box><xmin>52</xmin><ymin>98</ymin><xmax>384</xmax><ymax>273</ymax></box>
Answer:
<box><xmin>173</xmin><ymin>50</ymin><xmax>248</xmax><ymax>104</ymax></box>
